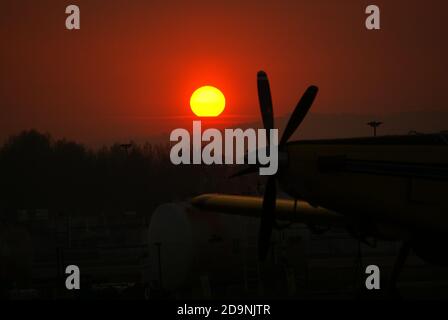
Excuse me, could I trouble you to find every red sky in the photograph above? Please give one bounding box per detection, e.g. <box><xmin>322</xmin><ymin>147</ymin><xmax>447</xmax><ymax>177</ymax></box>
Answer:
<box><xmin>0</xmin><ymin>0</ymin><xmax>446</xmax><ymax>145</ymax></box>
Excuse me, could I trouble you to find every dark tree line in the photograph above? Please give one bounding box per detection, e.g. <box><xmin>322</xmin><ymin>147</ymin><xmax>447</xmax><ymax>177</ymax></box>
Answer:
<box><xmin>0</xmin><ymin>130</ymin><xmax>254</xmax><ymax>218</ymax></box>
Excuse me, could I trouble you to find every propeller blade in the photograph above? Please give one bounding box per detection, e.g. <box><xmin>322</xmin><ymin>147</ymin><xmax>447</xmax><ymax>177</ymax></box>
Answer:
<box><xmin>257</xmin><ymin>71</ymin><xmax>274</xmax><ymax>135</ymax></box>
<box><xmin>229</xmin><ymin>164</ymin><xmax>259</xmax><ymax>178</ymax></box>
<box><xmin>258</xmin><ymin>176</ymin><xmax>276</xmax><ymax>261</ymax></box>
<box><xmin>279</xmin><ymin>85</ymin><xmax>318</xmax><ymax>147</ymax></box>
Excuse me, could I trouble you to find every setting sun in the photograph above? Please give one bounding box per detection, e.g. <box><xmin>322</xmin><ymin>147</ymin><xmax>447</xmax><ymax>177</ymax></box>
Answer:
<box><xmin>190</xmin><ymin>86</ymin><xmax>225</xmax><ymax>117</ymax></box>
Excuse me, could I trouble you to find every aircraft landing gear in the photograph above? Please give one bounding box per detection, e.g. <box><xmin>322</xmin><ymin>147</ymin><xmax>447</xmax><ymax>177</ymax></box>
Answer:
<box><xmin>387</xmin><ymin>241</ymin><xmax>411</xmax><ymax>298</ymax></box>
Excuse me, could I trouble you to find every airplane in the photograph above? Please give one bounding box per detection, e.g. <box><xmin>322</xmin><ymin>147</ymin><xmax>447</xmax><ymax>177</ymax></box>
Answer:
<box><xmin>191</xmin><ymin>70</ymin><xmax>448</xmax><ymax>293</ymax></box>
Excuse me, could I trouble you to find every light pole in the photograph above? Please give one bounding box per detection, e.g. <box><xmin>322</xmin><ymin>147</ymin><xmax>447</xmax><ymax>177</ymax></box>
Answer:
<box><xmin>120</xmin><ymin>143</ymin><xmax>132</xmax><ymax>155</ymax></box>
<box><xmin>154</xmin><ymin>242</ymin><xmax>163</xmax><ymax>289</ymax></box>
<box><xmin>367</xmin><ymin>121</ymin><xmax>383</xmax><ymax>137</ymax></box>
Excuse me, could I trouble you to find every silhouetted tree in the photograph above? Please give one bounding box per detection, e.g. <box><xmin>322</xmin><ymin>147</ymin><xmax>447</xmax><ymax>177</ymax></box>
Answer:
<box><xmin>0</xmin><ymin>130</ymin><xmax>258</xmax><ymax>220</ymax></box>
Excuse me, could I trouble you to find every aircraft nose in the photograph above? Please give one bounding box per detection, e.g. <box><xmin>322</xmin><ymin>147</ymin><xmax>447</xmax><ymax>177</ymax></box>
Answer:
<box><xmin>190</xmin><ymin>194</ymin><xmax>216</xmax><ymax>208</ymax></box>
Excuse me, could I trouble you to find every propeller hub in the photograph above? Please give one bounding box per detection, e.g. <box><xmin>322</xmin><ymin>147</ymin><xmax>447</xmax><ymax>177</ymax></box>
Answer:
<box><xmin>278</xmin><ymin>149</ymin><xmax>288</xmax><ymax>170</ymax></box>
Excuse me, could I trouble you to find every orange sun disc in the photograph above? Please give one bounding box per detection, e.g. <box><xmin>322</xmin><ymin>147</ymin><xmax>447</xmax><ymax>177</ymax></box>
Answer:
<box><xmin>190</xmin><ymin>86</ymin><xmax>226</xmax><ymax>117</ymax></box>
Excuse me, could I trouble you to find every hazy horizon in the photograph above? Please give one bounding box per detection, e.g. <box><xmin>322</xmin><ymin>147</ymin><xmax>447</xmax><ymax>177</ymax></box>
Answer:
<box><xmin>2</xmin><ymin>108</ymin><xmax>446</xmax><ymax>148</ymax></box>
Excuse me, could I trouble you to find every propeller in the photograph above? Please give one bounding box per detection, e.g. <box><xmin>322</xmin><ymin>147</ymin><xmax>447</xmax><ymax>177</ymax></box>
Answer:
<box><xmin>257</xmin><ymin>71</ymin><xmax>274</xmax><ymax>140</ymax></box>
<box><xmin>279</xmin><ymin>85</ymin><xmax>318</xmax><ymax>147</ymax></box>
<box><xmin>233</xmin><ymin>71</ymin><xmax>319</xmax><ymax>261</ymax></box>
